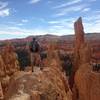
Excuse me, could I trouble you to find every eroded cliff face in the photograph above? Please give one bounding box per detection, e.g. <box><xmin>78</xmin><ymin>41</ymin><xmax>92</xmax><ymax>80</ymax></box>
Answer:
<box><xmin>0</xmin><ymin>55</ymin><xmax>6</xmax><ymax>78</ymax></box>
<box><xmin>0</xmin><ymin>55</ymin><xmax>5</xmax><ymax>99</ymax></box>
<box><xmin>75</xmin><ymin>65</ymin><xmax>100</xmax><ymax>100</ymax></box>
<box><xmin>74</xmin><ymin>43</ymin><xmax>92</xmax><ymax>100</ymax></box>
<box><xmin>75</xmin><ymin>43</ymin><xmax>100</xmax><ymax>100</ymax></box>
<box><xmin>0</xmin><ymin>42</ymin><xmax>19</xmax><ymax>99</ymax></box>
<box><xmin>1</xmin><ymin>43</ymin><xmax>19</xmax><ymax>76</ymax></box>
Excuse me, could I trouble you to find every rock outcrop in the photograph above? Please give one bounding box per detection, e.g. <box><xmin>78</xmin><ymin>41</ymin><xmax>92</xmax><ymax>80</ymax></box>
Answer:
<box><xmin>0</xmin><ymin>42</ymin><xmax>19</xmax><ymax>99</ymax></box>
<box><xmin>69</xmin><ymin>17</ymin><xmax>85</xmax><ymax>90</ymax></box>
<box><xmin>75</xmin><ymin>43</ymin><xmax>100</xmax><ymax>100</ymax></box>
<box><xmin>1</xmin><ymin>42</ymin><xmax>19</xmax><ymax>76</ymax></box>
<box><xmin>0</xmin><ymin>55</ymin><xmax>6</xmax><ymax>78</ymax></box>
<box><xmin>0</xmin><ymin>82</ymin><xmax>4</xmax><ymax>99</ymax></box>
<box><xmin>74</xmin><ymin>43</ymin><xmax>92</xmax><ymax>100</ymax></box>
<box><xmin>74</xmin><ymin>17</ymin><xmax>85</xmax><ymax>71</ymax></box>
<box><xmin>74</xmin><ymin>17</ymin><xmax>100</xmax><ymax>100</ymax></box>
<box><xmin>5</xmin><ymin>68</ymin><xmax>72</xmax><ymax>100</ymax></box>
<box><xmin>5</xmin><ymin>47</ymin><xmax>72</xmax><ymax>100</ymax></box>
<box><xmin>0</xmin><ymin>55</ymin><xmax>6</xmax><ymax>99</ymax></box>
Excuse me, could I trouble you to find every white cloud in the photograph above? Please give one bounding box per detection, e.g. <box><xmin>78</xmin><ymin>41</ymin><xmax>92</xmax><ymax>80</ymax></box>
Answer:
<box><xmin>84</xmin><ymin>22</ymin><xmax>100</xmax><ymax>33</ymax></box>
<box><xmin>66</xmin><ymin>0</ymin><xmax>82</xmax><ymax>6</ymax></box>
<box><xmin>48</xmin><ymin>18</ymin><xmax>75</xmax><ymax>28</ymax></box>
<box><xmin>22</xmin><ymin>19</ymin><xmax>28</xmax><ymax>23</ymax></box>
<box><xmin>82</xmin><ymin>8</ymin><xmax>91</xmax><ymax>12</ymax></box>
<box><xmin>53</xmin><ymin>0</ymin><xmax>82</xmax><ymax>9</ymax></box>
<box><xmin>83</xmin><ymin>11</ymin><xmax>100</xmax><ymax>21</ymax></box>
<box><xmin>52</xmin><ymin>0</ymin><xmax>96</xmax><ymax>17</ymax></box>
<box><xmin>29</xmin><ymin>0</ymin><xmax>40</xmax><ymax>4</ymax></box>
<box><xmin>80</xmin><ymin>10</ymin><xmax>100</xmax><ymax>33</ymax></box>
<box><xmin>0</xmin><ymin>25</ymin><xmax>48</xmax><ymax>36</ymax></box>
<box><xmin>6</xmin><ymin>19</ymin><xmax>29</xmax><ymax>27</ymax></box>
<box><xmin>7</xmin><ymin>26</ymin><xmax>21</xmax><ymax>30</ymax></box>
<box><xmin>47</xmin><ymin>18</ymin><xmax>77</xmax><ymax>35</ymax></box>
<box><xmin>47</xmin><ymin>1</ymin><xmax>52</xmax><ymax>4</ymax></box>
<box><xmin>54</xmin><ymin>4</ymin><xmax>87</xmax><ymax>17</ymax></box>
<box><xmin>0</xmin><ymin>8</ymin><xmax>10</xmax><ymax>17</ymax></box>
<box><xmin>17</xmin><ymin>23</ymin><xmax>24</xmax><ymax>26</ymax></box>
<box><xmin>51</xmin><ymin>25</ymin><xmax>65</xmax><ymax>28</ymax></box>
<box><xmin>0</xmin><ymin>1</ymin><xmax>8</xmax><ymax>9</ymax></box>
<box><xmin>0</xmin><ymin>1</ymin><xmax>10</xmax><ymax>17</ymax></box>
<box><xmin>48</xmin><ymin>21</ymin><xmax>60</xmax><ymax>24</ymax></box>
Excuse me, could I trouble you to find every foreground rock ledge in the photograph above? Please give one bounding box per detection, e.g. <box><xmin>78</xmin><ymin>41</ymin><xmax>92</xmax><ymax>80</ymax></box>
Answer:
<box><xmin>5</xmin><ymin>61</ymin><xmax>72</xmax><ymax>100</ymax></box>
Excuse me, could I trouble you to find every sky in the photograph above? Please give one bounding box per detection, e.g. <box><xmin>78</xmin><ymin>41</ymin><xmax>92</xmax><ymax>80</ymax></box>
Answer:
<box><xmin>0</xmin><ymin>0</ymin><xmax>100</xmax><ymax>40</ymax></box>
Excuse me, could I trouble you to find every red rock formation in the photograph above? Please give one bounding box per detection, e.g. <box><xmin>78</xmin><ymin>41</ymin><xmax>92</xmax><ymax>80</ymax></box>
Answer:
<box><xmin>0</xmin><ymin>42</ymin><xmax>19</xmax><ymax>99</ymax></box>
<box><xmin>0</xmin><ymin>55</ymin><xmax>6</xmax><ymax>78</ymax></box>
<box><xmin>5</xmin><ymin>47</ymin><xmax>72</xmax><ymax>100</ymax></box>
<box><xmin>1</xmin><ymin>42</ymin><xmax>19</xmax><ymax>76</ymax></box>
<box><xmin>69</xmin><ymin>17</ymin><xmax>85</xmax><ymax>90</ymax></box>
<box><xmin>74</xmin><ymin>17</ymin><xmax>84</xmax><ymax>50</ymax></box>
<box><xmin>0</xmin><ymin>55</ymin><xmax>6</xmax><ymax>100</ymax></box>
<box><xmin>0</xmin><ymin>82</ymin><xmax>4</xmax><ymax>100</ymax></box>
<box><xmin>73</xmin><ymin>17</ymin><xmax>100</xmax><ymax>100</ymax></box>
<box><xmin>74</xmin><ymin>17</ymin><xmax>85</xmax><ymax>71</ymax></box>
<box><xmin>75</xmin><ymin>43</ymin><xmax>100</xmax><ymax>100</ymax></box>
<box><xmin>5</xmin><ymin>66</ymin><xmax>72</xmax><ymax>100</ymax></box>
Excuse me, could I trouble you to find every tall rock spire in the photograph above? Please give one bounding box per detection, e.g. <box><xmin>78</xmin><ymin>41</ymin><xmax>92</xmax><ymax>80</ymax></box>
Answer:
<box><xmin>69</xmin><ymin>17</ymin><xmax>85</xmax><ymax>89</ymax></box>
<box><xmin>74</xmin><ymin>17</ymin><xmax>85</xmax><ymax>50</ymax></box>
<box><xmin>74</xmin><ymin>17</ymin><xmax>85</xmax><ymax>71</ymax></box>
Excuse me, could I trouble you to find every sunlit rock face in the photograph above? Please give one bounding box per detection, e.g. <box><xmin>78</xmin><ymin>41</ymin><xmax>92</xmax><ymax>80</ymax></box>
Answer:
<box><xmin>5</xmin><ymin>68</ymin><xmax>72</xmax><ymax>100</ymax></box>
<box><xmin>74</xmin><ymin>17</ymin><xmax>85</xmax><ymax>72</ymax></box>
<box><xmin>73</xmin><ymin>17</ymin><xmax>100</xmax><ymax>100</ymax></box>
<box><xmin>0</xmin><ymin>42</ymin><xmax>19</xmax><ymax>98</ymax></box>
<box><xmin>75</xmin><ymin>66</ymin><xmax>100</xmax><ymax>100</ymax></box>
<box><xmin>0</xmin><ymin>55</ymin><xmax>5</xmax><ymax>99</ymax></box>
<box><xmin>69</xmin><ymin>17</ymin><xmax>85</xmax><ymax>90</ymax></box>
<box><xmin>1</xmin><ymin>42</ymin><xmax>19</xmax><ymax>76</ymax></box>
<box><xmin>74</xmin><ymin>43</ymin><xmax>92</xmax><ymax>100</ymax></box>
<box><xmin>75</xmin><ymin>43</ymin><xmax>100</xmax><ymax>100</ymax></box>
<box><xmin>5</xmin><ymin>49</ymin><xmax>72</xmax><ymax>100</ymax></box>
<box><xmin>0</xmin><ymin>55</ymin><xmax>6</xmax><ymax>78</ymax></box>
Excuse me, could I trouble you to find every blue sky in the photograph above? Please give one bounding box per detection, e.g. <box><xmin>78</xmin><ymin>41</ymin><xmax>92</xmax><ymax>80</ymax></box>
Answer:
<box><xmin>0</xmin><ymin>0</ymin><xmax>100</xmax><ymax>40</ymax></box>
